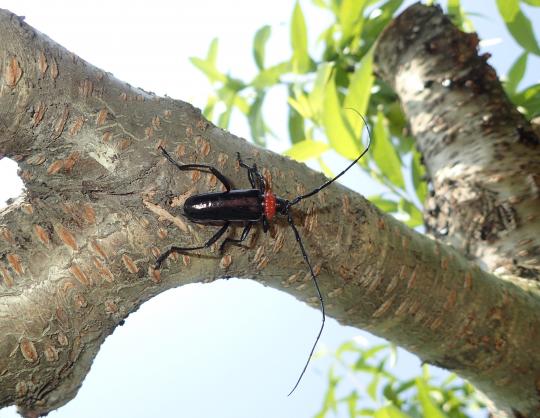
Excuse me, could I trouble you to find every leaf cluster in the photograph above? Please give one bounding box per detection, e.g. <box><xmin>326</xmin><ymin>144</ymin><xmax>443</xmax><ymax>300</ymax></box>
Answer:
<box><xmin>494</xmin><ymin>0</ymin><xmax>540</xmax><ymax>117</ymax></box>
<box><xmin>314</xmin><ymin>341</ymin><xmax>486</xmax><ymax>418</ymax></box>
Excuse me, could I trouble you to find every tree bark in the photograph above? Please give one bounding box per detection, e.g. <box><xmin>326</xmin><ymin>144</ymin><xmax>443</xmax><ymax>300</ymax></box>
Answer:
<box><xmin>0</xmin><ymin>4</ymin><xmax>538</xmax><ymax>418</ymax></box>
<box><xmin>373</xmin><ymin>5</ymin><xmax>540</xmax><ymax>417</ymax></box>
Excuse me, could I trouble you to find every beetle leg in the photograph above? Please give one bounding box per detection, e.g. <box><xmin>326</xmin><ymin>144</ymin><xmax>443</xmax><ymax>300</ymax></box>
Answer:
<box><xmin>219</xmin><ymin>222</ymin><xmax>253</xmax><ymax>253</ymax></box>
<box><xmin>236</xmin><ymin>152</ymin><xmax>267</xmax><ymax>193</ymax></box>
<box><xmin>154</xmin><ymin>222</ymin><xmax>230</xmax><ymax>269</ymax></box>
<box><xmin>159</xmin><ymin>146</ymin><xmax>232</xmax><ymax>191</ymax></box>
<box><xmin>254</xmin><ymin>169</ymin><xmax>266</xmax><ymax>194</ymax></box>
<box><xmin>247</xmin><ymin>170</ymin><xmax>258</xmax><ymax>189</ymax></box>
<box><xmin>261</xmin><ymin>216</ymin><xmax>269</xmax><ymax>233</ymax></box>
<box><xmin>236</xmin><ymin>152</ymin><xmax>258</xmax><ymax>189</ymax></box>
<box><xmin>236</xmin><ymin>152</ymin><xmax>251</xmax><ymax>171</ymax></box>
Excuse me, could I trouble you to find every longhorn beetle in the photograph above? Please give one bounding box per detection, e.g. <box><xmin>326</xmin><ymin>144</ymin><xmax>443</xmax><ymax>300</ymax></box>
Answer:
<box><xmin>155</xmin><ymin>110</ymin><xmax>371</xmax><ymax>395</ymax></box>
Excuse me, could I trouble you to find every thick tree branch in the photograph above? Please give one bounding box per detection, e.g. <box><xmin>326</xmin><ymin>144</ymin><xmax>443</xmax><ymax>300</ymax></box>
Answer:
<box><xmin>374</xmin><ymin>4</ymin><xmax>540</xmax><ymax>416</ymax></box>
<box><xmin>374</xmin><ymin>4</ymin><xmax>540</xmax><ymax>281</ymax></box>
<box><xmin>0</xmin><ymin>5</ymin><xmax>539</xmax><ymax>417</ymax></box>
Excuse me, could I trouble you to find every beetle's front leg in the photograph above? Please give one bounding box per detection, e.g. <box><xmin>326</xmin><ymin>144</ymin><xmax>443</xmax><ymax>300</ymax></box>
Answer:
<box><xmin>236</xmin><ymin>152</ymin><xmax>265</xmax><ymax>193</ymax></box>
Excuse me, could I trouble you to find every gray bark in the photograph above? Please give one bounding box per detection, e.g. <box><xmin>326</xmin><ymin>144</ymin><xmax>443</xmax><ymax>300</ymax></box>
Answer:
<box><xmin>0</xmin><ymin>4</ymin><xmax>538</xmax><ymax>417</ymax></box>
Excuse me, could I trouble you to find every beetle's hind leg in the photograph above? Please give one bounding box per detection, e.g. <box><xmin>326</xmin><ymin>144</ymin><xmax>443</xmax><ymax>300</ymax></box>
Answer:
<box><xmin>219</xmin><ymin>223</ymin><xmax>253</xmax><ymax>253</ymax></box>
<box><xmin>155</xmin><ymin>222</ymin><xmax>230</xmax><ymax>269</ymax></box>
<box><xmin>159</xmin><ymin>146</ymin><xmax>232</xmax><ymax>191</ymax></box>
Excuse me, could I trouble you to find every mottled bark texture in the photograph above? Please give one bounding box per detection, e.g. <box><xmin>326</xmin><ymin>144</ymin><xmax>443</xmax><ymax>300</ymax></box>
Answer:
<box><xmin>373</xmin><ymin>4</ymin><xmax>540</xmax><ymax>417</ymax></box>
<box><xmin>375</xmin><ymin>4</ymin><xmax>540</xmax><ymax>282</ymax></box>
<box><xmin>0</xmin><ymin>4</ymin><xmax>538</xmax><ymax>418</ymax></box>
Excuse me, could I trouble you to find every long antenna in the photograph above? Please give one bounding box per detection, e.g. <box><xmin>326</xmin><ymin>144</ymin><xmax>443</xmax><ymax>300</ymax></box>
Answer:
<box><xmin>286</xmin><ymin>212</ymin><xmax>325</xmax><ymax>396</ymax></box>
<box><xmin>287</xmin><ymin>109</ymin><xmax>371</xmax><ymax>395</ymax></box>
<box><xmin>289</xmin><ymin>109</ymin><xmax>372</xmax><ymax>207</ymax></box>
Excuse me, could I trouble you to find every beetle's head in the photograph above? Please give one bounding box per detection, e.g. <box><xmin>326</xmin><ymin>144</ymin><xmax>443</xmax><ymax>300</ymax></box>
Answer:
<box><xmin>276</xmin><ymin>197</ymin><xmax>289</xmax><ymax>216</ymax></box>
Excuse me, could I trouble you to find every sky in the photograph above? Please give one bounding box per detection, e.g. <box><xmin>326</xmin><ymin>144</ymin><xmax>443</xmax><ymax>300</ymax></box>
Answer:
<box><xmin>0</xmin><ymin>1</ymin><xmax>538</xmax><ymax>418</ymax></box>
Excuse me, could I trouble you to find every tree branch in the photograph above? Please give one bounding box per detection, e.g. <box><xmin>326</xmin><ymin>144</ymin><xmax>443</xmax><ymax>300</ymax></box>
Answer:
<box><xmin>374</xmin><ymin>3</ymin><xmax>540</xmax><ymax>281</ymax></box>
<box><xmin>0</xmin><ymin>5</ymin><xmax>539</xmax><ymax>417</ymax></box>
<box><xmin>373</xmin><ymin>4</ymin><xmax>540</xmax><ymax>416</ymax></box>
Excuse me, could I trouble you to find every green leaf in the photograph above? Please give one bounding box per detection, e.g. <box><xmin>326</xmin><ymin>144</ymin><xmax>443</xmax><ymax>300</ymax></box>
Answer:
<box><xmin>513</xmin><ymin>82</ymin><xmax>540</xmax><ymax>106</ymax></box>
<box><xmin>283</xmin><ymin>139</ymin><xmax>329</xmax><ymax>161</ymax></box>
<box><xmin>316</xmin><ymin>368</ymin><xmax>340</xmax><ymax>417</ymax></box>
<box><xmin>353</xmin><ymin>359</ymin><xmax>376</xmax><ymax>373</ymax></box>
<box><xmin>251</xmin><ymin>61</ymin><xmax>290</xmax><ymax>89</ymax></box>
<box><xmin>512</xmin><ymin>83</ymin><xmax>540</xmax><ymax>117</ymax></box>
<box><xmin>335</xmin><ymin>340</ymin><xmax>360</xmax><ymax>356</ymax></box>
<box><xmin>322</xmin><ymin>76</ymin><xmax>362</xmax><ymax>159</ymax></box>
<box><xmin>207</xmin><ymin>38</ymin><xmax>219</xmax><ymax>63</ymax></box>
<box><xmin>216</xmin><ymin>88</ymin><xmax>236</xmax><ymax>129</ymax></box>
<box><xmin>363</xmin><ymin>0</ymin><xmax>403</xmax><ymax>42</ymax></box>
<box><xmin>308</xmin><ymin>63</ymin><xmax>335</xmax><ymax>121</ymax></box>
<box><xmin>248</xmin><ymin>93</ymin><xmax>267</xmax><ymax>146</ymax></box>
<box><xmin>395</xmin><ymin>379</ymin><xmax>416</xmax><ymax>394</ymax></box>
<box><xmin>344</xmin><ymin>50</ymin><xmax>373</xmax><ymax>114</ymax></box>
<box><xmin>505</xmin><ymin>52</ymin><xmax>528</xmax><ymax>95</ymax></box>
<box><xmin>372</xmin><ymin>110</ymin><xmax>405</xmax><ymax>189</ymax></box>
<box><xmin>385</xmin><ymin>102</ymin><xmax>406</xmax><ymax>140</ymax></box>
<box><xmin>521</xmin><ymin>0</ymin><xmax>540</xmax><ymax>5</ymax></box>
<box><xmin>496</xmin><ymin>0</ymin><xmax>519</xmax><ymax>22</ymax></box>
<box><xmin>202</xmin><ymin>96</ymin><xmax>217</xmax><ymax>120</ymax></box>
<box><xmin>253</xmin><ymin>25</ymin><xmax>271</xmax><ymax>70</ymax></box>
<box><xmin>422</xmin><ymin>364</ymin><xmax>431</xmax><ymax>380</ymax></box>
<box><xmin>288</xmin><ymin>95</ymin><xmax>305</xmax><ymax>144</ymax></box>
<box><xmin>225</xmin><ymin>76</ymin><xmax>246</xmax><ymax>93</ymax></box>
<box><xmin>367</xmin><ymin>373</ymin><xmax>381</xmax><ymax>400</ymax></box>
<box><xmin>363</xmin><ymin>344</ymin><xmax>389</xmax><ymax>359</ymax></box>
<box><xmin>218</xmin><ymin>106</ymin><xmax>232</xmax><ymax>129</ymax></box>
<box><xmin>368</xmin><ymin>195</ymin><xmax>399</xmax><ymax>213</ymax></box>
<box><xmin>189</xmin><ymin>38</ymin><xmax>226</xmax><ymax>83</ymax></box>
<box><xmin>505</xmin><ymin>9</ymin><xmax>540</xmax><ymax>55</ymax></box>
<box><xmin>288</xmin><ymin>89</ymin><xmax>313</xmax><ymax>119</ymax></box>
<box><xmin>400</xmin><ymin>199</ymin><xmax>424</xmax><ymax>228</ymax></box>
<box><xmin>347</xmin><ymin>392</ymin><xmax>360</xmax><ymax>418</ymax></box>
<box><xmin>447</xmin><ymin>0</ymin><xmax>462</xmax><ymax>23</ymax></box>
<box><xmin>447</xmin><ymin>0</ymin><xmax>475</xmax><ymax>31</ymax></box>
<box><xmin>339</xmin><ymin>0</ymin><xmax>367</xmax><ymax>42</ymax></box>
<box><xmin>233</xmin><ymin>94</ymin><xmax>250</xmax><ymax>114</ymax></box>
<box><xmin>320</xmin><ymin>24</ymin><xmax>338</xmax><ymax>61</ymax></box>
<box><xmin>388</xmin><ymin>344</ymin><xmax>398</xmax><ymax>367</ymax></box>
<box><xmin>374</xmin><ymin>405</ymin><xmax>413</xmax><ymax>418</ymax></box>
<box><xmin>344</xmin><ymin>49</ymin><xmax>374</xmax><ymax>138</ymax></box>
<box><xmin>189</xmin><ymin>57</ymin><xmax>227</xmax><ymax>83</ymax></box>
<box><xmin>412</xmin><ymin>149</ymin><xmax>428</xmax><ymax>204</ymax></box>
<box><xmin>312</xmin><ymin>0</ymin><xmax>329</xmax><ymax>8</ymax></box>
<box><xmin>441</xmin><ymin>373</ymin><xmax>458</xmax><ymax>387</ymax></box>
<box><xmin>291</xmin><ymin>1</ymin><xmax>311</xmax><ymax>73</ymax></box>
<box><xmin>317</xmin><ymin>157</ymin><xmax>334</xmax><ymax>178</ymax></box>
<box><xmin>216</xmin><ymin>85</ymin><xmax>247</xmax><ymax>113</ymax></box>
<box><xmin>416</xmin><ymin>378</ymin><xmax>448</xmax><ymax>418</ymax></box>
<box><xmin>383</xmin><ymin>383</ymin><xmax>401</xmax><ymax>406</ymax></box>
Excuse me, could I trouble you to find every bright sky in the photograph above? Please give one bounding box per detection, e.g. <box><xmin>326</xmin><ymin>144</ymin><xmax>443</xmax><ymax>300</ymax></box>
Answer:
<box><xmin>0</xmin><ymin>1</ymin><xmax>538</xmax><ymax>418</ymax></box>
